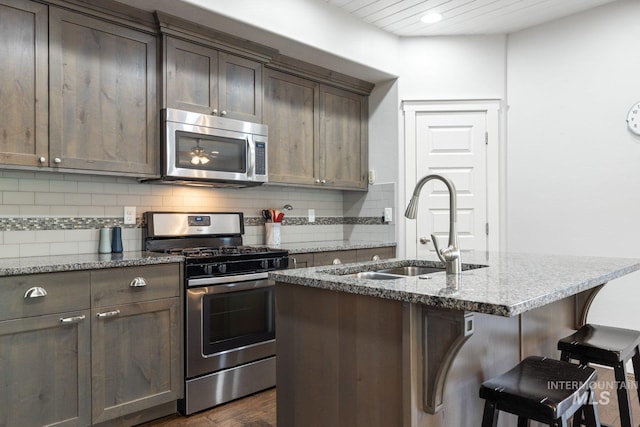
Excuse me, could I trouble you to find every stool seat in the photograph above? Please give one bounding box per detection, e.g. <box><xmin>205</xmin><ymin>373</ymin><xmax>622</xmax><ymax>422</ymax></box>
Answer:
<box><xmin>480</xmin><ymin>356</ymin><xmax>600</xmax><ymax>426</ymax></box>
<box><xmin>558</xmin><ymin>324</ymin><xmax>640</xmax><ymax>364</ymax></box>
<box><xmin>558</xmin><ymin>324</ymin><xmax>640</xmax><ymax>427</ymax></box>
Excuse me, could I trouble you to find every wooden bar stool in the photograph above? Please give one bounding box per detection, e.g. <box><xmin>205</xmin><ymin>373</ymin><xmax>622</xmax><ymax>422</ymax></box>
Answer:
<box><xmin>558</xmin><ymin>324</ymin><xmax>640</xmax><ymax>427</ymax></box>
<box><xmin>479</xmin><ymin>356</ymin><xmax>601</xmax><ymax>427</ymax></box>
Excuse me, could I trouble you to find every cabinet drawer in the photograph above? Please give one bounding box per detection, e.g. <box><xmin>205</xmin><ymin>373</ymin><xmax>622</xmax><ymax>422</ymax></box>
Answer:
<box><xmin>313</xmin><ymin>250</ymin><xmax>358</xmax><ymax>266</ymax></box>
<box><xmin>91</xmin><ymin>263</ymin><xmax>180</xmax><ymax>308</ymax></box>
<box><xmin>289</xmin><ymin>253</ymin><xmax>314</xmax><ymax>269</ymax></box>
<box><xmin>0</xmin><ymin>271</ymin><xmax>90</xmax><ymax>321</ymax></box>
<box><xmin>356</xmin><ymin>247</ymin><xmax>396</xmax><ymax>262</ymax></box>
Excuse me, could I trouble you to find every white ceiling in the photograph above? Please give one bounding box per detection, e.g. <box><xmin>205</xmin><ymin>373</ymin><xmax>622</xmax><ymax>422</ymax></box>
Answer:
<box><xmin>323</xmin><ymin>0</ymin><xmax>618</xmax><ymax>36</ymax></box>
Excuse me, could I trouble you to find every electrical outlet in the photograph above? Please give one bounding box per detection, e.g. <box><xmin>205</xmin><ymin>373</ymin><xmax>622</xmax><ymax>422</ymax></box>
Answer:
<box><xmin>308</xmin><ymin>209</ymin><xmax>315</xmax><ymax>223</ymax></box>
<box><xmin>368</xmin><ymin>169</ymin><xmax>375</xmax><ymax>185</ymax></box>
<box><xmin>124</xmin><ymin>206</ymin><xmax>136</xmax><ymax>225</ymax></box>
<box><xmin>384</xmin><ymin>207</ymin><xmax>393</xmax><ymax>223</ymax></box>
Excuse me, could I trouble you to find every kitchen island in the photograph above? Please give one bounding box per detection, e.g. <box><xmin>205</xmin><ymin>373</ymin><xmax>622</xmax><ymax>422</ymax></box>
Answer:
<box><xmin>270</xmin><ymin>251</ymin><xmax>640</xmax><ymax>427</ymax></box>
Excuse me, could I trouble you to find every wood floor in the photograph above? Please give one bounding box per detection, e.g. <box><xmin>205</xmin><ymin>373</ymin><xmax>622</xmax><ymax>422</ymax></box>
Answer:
<box><xmin>137</xmin><ymin>368</ymin><xmax>638</xmax><ymax>427</ymax></box>
<box><xmin>137</xmin><ymin>388</ymin><xmax>276</xmax><ymax>427</ymax></box>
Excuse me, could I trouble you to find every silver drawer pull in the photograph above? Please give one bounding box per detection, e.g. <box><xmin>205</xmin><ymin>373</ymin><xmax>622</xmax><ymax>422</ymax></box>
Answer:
<box><xmin>332</xmin><ymin>258</ymin><xmax>342</xmax><ymax>265</ymax></box>
<box><xmin>96</xmin><ymin>310</ymin><xmax>121</xmax><ymax>319</ymax></box>
<box><xmin>60</xmin><ymin>315</ymin><xmax>86</xmax><ymax>324</ymax></box>
<box><xmin>24</xmin><ymin>287</ymin><xmax>48</xmax><ymax>298</ymax></box>
<box><xmin>371</xmin><ymin>255</ymin><xmax>380</xmax><ymax>261</ymax></box>
<box><xmin>129</xmin><ymin>277</ymin><xmax>147</xmax><ymax>287</ymax></box>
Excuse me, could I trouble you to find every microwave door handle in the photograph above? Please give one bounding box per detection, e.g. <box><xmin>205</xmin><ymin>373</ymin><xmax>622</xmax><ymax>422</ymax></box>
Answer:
<box><xmin>247</xmin><ymin>137</ymin><xmax>255</xmax><ymax>176</ymax></box>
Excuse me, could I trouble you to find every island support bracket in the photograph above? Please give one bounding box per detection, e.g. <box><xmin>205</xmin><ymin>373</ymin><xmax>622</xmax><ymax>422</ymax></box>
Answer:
<box><xmin>422</xmin><ymin>307</ymin><xmax>475</xmax><ymax>414</ymax></box>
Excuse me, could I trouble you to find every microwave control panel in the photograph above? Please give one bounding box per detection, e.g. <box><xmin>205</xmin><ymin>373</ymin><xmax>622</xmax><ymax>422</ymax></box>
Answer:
<box><xmin>255</xmin><ymin>141</ymin><xmax>266</xmax><ymax>175</ymax></box>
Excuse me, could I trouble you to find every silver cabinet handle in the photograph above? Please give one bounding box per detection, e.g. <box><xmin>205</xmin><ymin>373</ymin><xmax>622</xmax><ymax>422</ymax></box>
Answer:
<box><xmin>371</xmin><ymin>255</ymin><xmax>380</xmax><ymax>261</ymax></box>
<box><xmin>39</xmin><ymin>156</ymin><xmax>46</xmax><ymax>163</ymax></box>
<box><xmin>129</xmin><ymin>277</ymin><xmax>147</xmax><ymax>287</ymax></box>
<box><xmin>320</xmin><ymin>179</ymin><xmax>326</xmax><ymax>184</ymax></box>
<box><xmin>221</xmin><ymin>110</ymin><xmax>227</xmax><ymax>116</ymax></box>
<box><xmin>315</xmin><ymin>179</ymin><xmax>320</xmax><ymax>184</ymax></box>
<box><xmin>419</xmin><ymin>237</ymin><xmax>431</xmax><ymax>244</ymax></box>
<box><xmin>53</xmin><ymin>157</ymin><xmax>61</xmax><ymax>164</ymax></box>
<box><xmin>332</xmin><ymin>258</ymin><xmax>342</xmax><ymax>265</ymax></box>
<box><xmin>60</xmin><ymin>314</ymin><xmax>86</xmax><ymax>324</ymax></box>
<box><xmin>212</xmin><ymin>108</ymin><xmax>219</xmax><ymax>115</ymax></box>
<box><xmin>24</xmin><ymin>287</ymin><xmax>47</xmax><ymax>298</ymax></box>
<box><xmin>292</xmin><ymin>257</ymin><xmax>298</xmax><ymax>269</ymax></box>
<box><xmin>96</xmin><ymin>310</ymin><xmax>121</xmax><ymax>319</ymax></box>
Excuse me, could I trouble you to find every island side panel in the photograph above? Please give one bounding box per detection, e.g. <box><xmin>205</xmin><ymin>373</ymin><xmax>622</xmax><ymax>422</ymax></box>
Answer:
<box><xmin>276</xmin><ymin>282</ymin><xmax>404</xmax><ymax>427</ymax></box>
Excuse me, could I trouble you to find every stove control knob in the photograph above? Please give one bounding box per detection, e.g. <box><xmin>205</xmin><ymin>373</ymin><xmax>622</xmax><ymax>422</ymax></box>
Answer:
<box><xmin>218</xmin><ymin>264</ymin><xmax>227</xmax><ymax>274</ymax></box>
<box><xmin>272</xmin><ymin>258</ymin><xmax>281</xmax><ymax>268</ymax></box>
<box><xmin>260</xmin><ymin>259</ymin><xmax>269</xmax><ymax>269</ymax></box>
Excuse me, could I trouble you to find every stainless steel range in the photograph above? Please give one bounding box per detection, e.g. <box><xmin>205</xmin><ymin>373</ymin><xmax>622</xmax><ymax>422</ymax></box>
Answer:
<box><xmin>143</xmin><ymin>212</ymin><xmax>288</xmax><ymax>415</ymax></box>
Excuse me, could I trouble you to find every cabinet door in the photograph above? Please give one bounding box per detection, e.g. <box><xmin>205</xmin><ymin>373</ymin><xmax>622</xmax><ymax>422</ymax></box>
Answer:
<box><xmin>165</xmin><ymin>36</ymin><xmax>219</xmax><ymax>114</ymax></box>
<box><xmin>0</xmin><ymin>310</ymin><xmax>91</xmax><ymax>427</ymax></box>
<box><xmin>219</xmin><ymin>52</ymin><xmax>263</xmax><ymax>122</ymax></box>
<box><xmin>264</xmin><ymin>69</ymin><xmax>319</xmax><ymax>186</ymax></box>
<box><xmin>49</xmin><ymin>8</ymin><xmax>158</xmax><ymax>176</ymax></box>
<box><xmin>91</xmin><ymin>298</ymin><xmax>181</xmax><ymax>424</ymax></box>
<box><xmin>319</xmin><ymin>85</ymin><xmax>368</xmax><ymax>190</ymax></box>
<box><xmin>0</xmin><ymin>0</ymin><xmax>48</xmax><ymax>167</ymax></box>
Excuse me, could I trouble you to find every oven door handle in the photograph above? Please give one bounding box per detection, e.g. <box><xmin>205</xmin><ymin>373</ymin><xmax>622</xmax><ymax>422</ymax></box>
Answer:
<box><xmin>187</xmin><ymin>272</ymin><xmax>270</xmax><ymax>288</ymax></box>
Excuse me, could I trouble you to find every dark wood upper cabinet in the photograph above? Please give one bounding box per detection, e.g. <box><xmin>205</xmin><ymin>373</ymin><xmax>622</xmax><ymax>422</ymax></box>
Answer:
<box><xmin>264</xmin><ymin>68</ymin><xmax>319</xmax><ymax>186</ymax></box>
<box><xmin>264</xmin><ymin>67</ymin><xmax>369</xmax><ymax>190</ymax></box>
<box><xmin>165</xmin><ymin>36</ymin><xmax>263</xmax><ymax>122</ymax></box>
<box><xmin>48</xmin><ymin>7</ymin><xmax>158</xmax><ymax>176</ymax></box>
<box><xmin>0</xmin><ymin>0</ymin><xmax>48</xmax><ymax>167</ymax></box>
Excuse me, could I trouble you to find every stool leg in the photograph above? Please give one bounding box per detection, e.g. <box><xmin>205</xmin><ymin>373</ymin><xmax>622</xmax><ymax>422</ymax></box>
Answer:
<box><xmin>561</xmin><ymin>351</ymin><xmax>570</xmax><ymax>362</ymax></box>
<box><xmin>631</xmin><ymin>348</ymin><xmax>640</xmax><ymax>406</ymax></box>
<box><xmin>481</xmin><ymin>400</ymin><xmax>498</xmax><ymax>427</ymax></box>
<box><xmin>613</xmin><ymin>361</ymin><xmax>634</xmax><ymax>427</ymax></box>
<box><xmin>517</xmin><ymin>416</ymin><xmax>529</xmax><ymax>427</ymax></box>
<box><xmin>572</xmin><ymin>408</ymin><xmax>584</xmax><ymax>427</ymax></box>
<box><xmin>582</xmin><ymin>390</ymin><xmax>602</xmax><ymax>427</ymax></box>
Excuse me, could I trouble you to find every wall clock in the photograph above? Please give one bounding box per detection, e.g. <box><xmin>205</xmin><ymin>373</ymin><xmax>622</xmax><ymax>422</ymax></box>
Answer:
<box><xmin>627</xmin><ymin>101</ymin><xmax>640</xmax><ymax>135</ymax></box>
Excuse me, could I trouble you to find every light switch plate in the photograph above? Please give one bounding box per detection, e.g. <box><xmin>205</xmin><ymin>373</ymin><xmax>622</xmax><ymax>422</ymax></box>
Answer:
<box><xmin>124</xmin><ymin>206</ymin><xmax>136</xmax><ymax>225</ymax></box>
<box><xmin>308</xmin><ymin>209</ymin><xmax>315</xmax><ymax>223</ymax></box>
<box><xmin>384</xmin><ymin>207</ymin><xmax>393</xmax><ymax>223</ymax></box>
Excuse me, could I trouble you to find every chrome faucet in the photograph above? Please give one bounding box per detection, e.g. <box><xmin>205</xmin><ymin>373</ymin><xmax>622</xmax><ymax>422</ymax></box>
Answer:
<box><xmin>404</xmin><ymin>174</ymin><xmax>461</xmax><ymax>275</ymax></box>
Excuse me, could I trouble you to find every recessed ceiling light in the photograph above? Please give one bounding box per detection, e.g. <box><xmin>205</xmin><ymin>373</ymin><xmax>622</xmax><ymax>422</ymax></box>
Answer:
<box><xmin>421</xmin><ymin>12</ymin><xmax>443</xmax><ymax>24</ymax></box>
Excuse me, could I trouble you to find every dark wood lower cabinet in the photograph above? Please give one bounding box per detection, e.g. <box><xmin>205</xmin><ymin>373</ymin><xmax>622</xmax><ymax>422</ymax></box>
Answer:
<box><xmin>0</xmin><ymin>264</ymin><xmax>182</xmax><ymax>427</ymax></box>
<box><xmin>0</xmin><ymin>310</ymin><xmax>91</xmax><ymax>427</ymax></box>
<box><xmin>91</xmin><ymin>298</ymin><xmax>181</xmax><ymax>424</ymax></box>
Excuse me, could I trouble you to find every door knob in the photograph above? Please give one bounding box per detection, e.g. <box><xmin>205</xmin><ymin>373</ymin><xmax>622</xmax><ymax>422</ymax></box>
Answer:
<box><xmin>419</xmin><ymin>237</ymin><xmax>430</xmax><ymax>244</ymax></box>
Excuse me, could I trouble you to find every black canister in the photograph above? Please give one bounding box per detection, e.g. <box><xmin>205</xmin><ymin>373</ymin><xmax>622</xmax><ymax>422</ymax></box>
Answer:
<box><xmin>111</xmin><ymin>226</ymin><xmax>123</xmax><ymax>253</ymax></box>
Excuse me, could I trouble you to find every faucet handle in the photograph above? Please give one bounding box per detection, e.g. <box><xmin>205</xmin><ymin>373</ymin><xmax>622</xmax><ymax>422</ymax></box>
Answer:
<box><xmin>430</xmin><ymin>233</ymin><xmax>447</xmax><ymax>264</ymax></box>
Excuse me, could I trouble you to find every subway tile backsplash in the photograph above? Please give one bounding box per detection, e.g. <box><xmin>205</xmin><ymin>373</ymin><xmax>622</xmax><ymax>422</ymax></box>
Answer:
<box><xmin>0</xmin><ymin>171</ymin><xmax>395</xmax><ymax>258</ymax></box>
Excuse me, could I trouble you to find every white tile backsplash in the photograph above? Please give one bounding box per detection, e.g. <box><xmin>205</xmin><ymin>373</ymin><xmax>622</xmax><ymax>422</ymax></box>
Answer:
<box><xmin>0</xmin><ymin>170</ymin><xmax>396</xmax><ymax>258</ymax></box>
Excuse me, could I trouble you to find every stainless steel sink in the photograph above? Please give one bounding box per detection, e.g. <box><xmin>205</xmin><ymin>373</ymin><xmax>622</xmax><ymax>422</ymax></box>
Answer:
<box><xmin>376</xmin><ymin>266</ymin><xmax>445</xmax><ymax>276</ymax></box>
<box><xmin>352</xmin><ymin>272</ymin><xmax>403</xmax><ymax>280</ymax></box>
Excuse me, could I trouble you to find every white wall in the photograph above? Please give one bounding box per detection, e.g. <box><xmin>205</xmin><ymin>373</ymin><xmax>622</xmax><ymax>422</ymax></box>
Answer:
<box><xmin>506</xmin><ymin>1</ymin><xmax>640</xmax><ymax>329</ymax></box>
<box><xmin>398</xmin><ymin>35</ymin><xmax>507</xmax><ymax>100</ymax></box>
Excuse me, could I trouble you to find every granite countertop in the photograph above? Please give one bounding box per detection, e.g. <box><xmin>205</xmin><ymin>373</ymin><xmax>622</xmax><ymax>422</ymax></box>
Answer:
<box><xmin>278</xmin><ymin>240</ymin><xmax>396</xmax><ymax>254</ymax></box>
<box><xmin>0</xmin><ymin>252</ymin><xmax>184</xmax><ymax>277</ymax></box>
<box><xmin>269</xmin><ymin>250</ymin><xmax>640</xmax><ymax>317</ymax></box>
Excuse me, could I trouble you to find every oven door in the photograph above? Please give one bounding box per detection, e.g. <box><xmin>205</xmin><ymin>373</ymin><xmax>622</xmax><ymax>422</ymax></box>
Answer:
<box><xmin>186</xmin><ymin>273</ymin><xmax>275</xmax><ymax>379</ymax></box>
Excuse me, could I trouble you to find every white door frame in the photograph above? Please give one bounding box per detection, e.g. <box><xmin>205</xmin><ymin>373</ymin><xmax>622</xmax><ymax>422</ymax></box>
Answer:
<box><xmin>400</xmin><ymin>99</ymin><xmax>502</xmax><ymax>259</ymax></box>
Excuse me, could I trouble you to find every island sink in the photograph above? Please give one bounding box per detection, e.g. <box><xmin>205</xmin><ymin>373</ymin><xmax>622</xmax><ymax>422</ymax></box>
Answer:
<box><xmin>345</xmin><ymin>262</ymin><xmax>487</xmax><ymax>280</ymax></box>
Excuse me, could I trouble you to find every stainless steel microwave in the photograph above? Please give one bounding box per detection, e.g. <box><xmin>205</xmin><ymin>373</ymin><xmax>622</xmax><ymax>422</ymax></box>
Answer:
<box><xmin>157</xmin><ymin>108</ymin><xmax>268</xmax><ymax>187</ymax></box>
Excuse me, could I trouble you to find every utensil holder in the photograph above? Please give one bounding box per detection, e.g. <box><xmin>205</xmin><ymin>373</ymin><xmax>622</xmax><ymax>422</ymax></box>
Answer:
<box><xmin>265</xmin><ymin>222</ymin><xmax>281</xmax><ymax>246</ymax></box>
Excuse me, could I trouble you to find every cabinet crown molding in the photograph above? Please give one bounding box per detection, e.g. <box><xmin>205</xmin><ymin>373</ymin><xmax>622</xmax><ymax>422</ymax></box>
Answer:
<box><xmin>155</xmin><ymin>11</ymin><xmax>278</xmax><ymax>63</ymax></box>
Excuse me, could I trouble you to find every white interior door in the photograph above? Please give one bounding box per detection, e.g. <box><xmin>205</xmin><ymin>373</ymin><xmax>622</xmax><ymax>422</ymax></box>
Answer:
<box><xmin>414</xmin><ymin>111</ymin><xmax>488</xmax><ymax>258</ymax></box>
